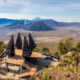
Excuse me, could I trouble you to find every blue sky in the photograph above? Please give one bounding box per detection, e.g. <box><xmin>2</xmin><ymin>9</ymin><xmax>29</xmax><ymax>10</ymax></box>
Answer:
<box><xmin>0</xmin><ymin>0</ymin><xmax>80</xmax><ymax>22</ymax></box>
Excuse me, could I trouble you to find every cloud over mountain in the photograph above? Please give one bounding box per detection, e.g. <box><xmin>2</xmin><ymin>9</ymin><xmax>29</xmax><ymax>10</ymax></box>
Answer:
<box><xmin>0</xmin><ymin>0</ymin><xmax>80</xmax><ymax>22</ymax></box>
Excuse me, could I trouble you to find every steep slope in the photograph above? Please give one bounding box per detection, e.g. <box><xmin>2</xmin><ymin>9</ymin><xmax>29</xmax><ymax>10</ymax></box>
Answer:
<box><xmin>29</xmin><ymin>21</ymin><xmax>54</xmax><ymax>31</ymax></box>
<box><xmin>32</xmin><ymin>18</ymin><xmax>61</xmax><ymax>27</ymax></box>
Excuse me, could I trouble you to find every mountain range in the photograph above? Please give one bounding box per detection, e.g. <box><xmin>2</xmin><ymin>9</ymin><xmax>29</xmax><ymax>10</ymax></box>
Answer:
<box><xmin>0</xmin><ymin>17</ymin><xmax>80</xmax><ymax>31</ymax></box>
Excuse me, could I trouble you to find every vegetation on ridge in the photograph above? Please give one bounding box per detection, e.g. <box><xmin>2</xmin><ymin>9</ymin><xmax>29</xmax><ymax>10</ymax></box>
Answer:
<box><xmin>0</xmin><ymin>41</ymin><xmax>6</xmax><ymax>54</ymax></box>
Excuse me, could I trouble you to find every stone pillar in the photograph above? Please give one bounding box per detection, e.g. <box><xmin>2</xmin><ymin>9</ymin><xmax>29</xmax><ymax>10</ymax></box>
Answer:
<box><xmin>5</xmin><ymin>63</ymin><xmax>9</xmax><ymax>71</ymax></box>
<box><xmin>23</xmin><ymin>36</ymin><xmax>32</xmax><ymax>59</ymax></box>
<box><xmin>28</xmin><ymin>33</ymin><xmax>37</xmax><ymax>51</ymax></box>
<box><xmin>16</xmin><ymin>33</ymin><xmax>22</xmax><ymax>49</ymax></box>
<box><xmin>20</xmin><ymin>65</ymin><xmax>23</xmax><ymax>73</ymax></box>
<box><xmin>7</xmin><ymin>35</ymin><xmax>15</xmax><ymax>57</ymax></box>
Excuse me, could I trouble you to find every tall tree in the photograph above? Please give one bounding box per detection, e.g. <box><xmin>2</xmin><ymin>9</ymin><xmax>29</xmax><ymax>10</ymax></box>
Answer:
<box><xmin>7</xmin><ymin>35</ymin><xmax>15</xmax><ymax>57</ymax></box>
<box><xmin>16</xmin><ymin>33</ymin><xmax>22</xmax><ymax>49</ymax></box>
<box><xmin>29</xmin><ymin>33</ymin><xmax>37</xmax><ymax>51</ymax></box>
<box><xmin>23</xmin><ymin>36</ymin><xmax>32</xmax><ymax>58</ymax></box>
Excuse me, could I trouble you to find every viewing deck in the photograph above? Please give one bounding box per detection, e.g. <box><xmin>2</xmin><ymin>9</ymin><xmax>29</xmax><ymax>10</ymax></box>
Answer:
<box><xmin>0</xmin><ymin>49</ymin><xmax>38</xmax><ymax>78</ymax></box>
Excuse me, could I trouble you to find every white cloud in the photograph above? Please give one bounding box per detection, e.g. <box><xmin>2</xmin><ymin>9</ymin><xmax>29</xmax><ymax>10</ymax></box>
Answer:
<box><xmin>0</xmin><ymin>13</ymin><xmax>37</xmax><ymax>19</ymax></box>
<box><xmin>0</xmin><ymin>0</ymin><xmax>80</xmax><ymax>22</ymax></box>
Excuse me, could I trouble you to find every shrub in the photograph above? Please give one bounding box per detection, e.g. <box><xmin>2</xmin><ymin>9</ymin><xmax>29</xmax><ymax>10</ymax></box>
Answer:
<box><xmin>62</xmin><ymin>57</ymin><xmax>75</xmax><ymax>64</ymax></box>
<box><xmin>42</xmin><ymin>72</ymin><xmax>51</xmax><ymax>80</ymax></box>
<box><xmin>0</xmin><ymin>41</ymin><xmax>6</xmax><ymax>54</ymax></box>
<box><xmin>41</xmin><ymin>47</ymin><xmax>49</xmax><ymax>53</ymax></box>
<box><xmin>73</xmin><ymin>51</ymin><xmax>80</xmax><ymax>72</ymax></box>
<box><xmin>48</xmin><ymin>66</ymin><xmax>53</xmax><ymax>70</ymax></box>
<box><xmin>58</xmin><ymin>38</ymin><xmax>73</xmax><ymax>55</ymax></box>
<box><xmin>58</xmin><ymin>40</ymin><xmax>66</xmax><ymax>55</ymax></box>
<box><xmin>52</xmin><ymin>51</ymin><xmax>59</xmax><ymax>56</ymax></box>
<box><xmin>75</xmin><ymin>41</ymin><xmax>80</xmax><ymax>51</ymax></box>
<box><xmin>42</xmin><ymin>68</ymin><xmax>48</xmax><ymax>71</ymax></box>
<box><xmin>34</xmin><ymin>47</ymin><xmax>40</xmax><ymax>51</ymax></box>
<box><xmin>56</xmin><ymin>65</ymin><xmax>67</xmax><ymax>70</ymax></box>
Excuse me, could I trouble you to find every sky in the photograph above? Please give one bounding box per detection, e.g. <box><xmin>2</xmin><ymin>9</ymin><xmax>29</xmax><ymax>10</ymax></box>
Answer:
<box><xmin>0</xmin><ymin>0</ymin><xmax>80</xmax><ymax>22</ymax></box>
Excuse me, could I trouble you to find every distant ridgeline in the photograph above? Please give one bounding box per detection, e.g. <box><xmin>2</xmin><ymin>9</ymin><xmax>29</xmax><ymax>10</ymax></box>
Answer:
<box><xmin>3</xmin><ymin>21</ymin><xmax>54</xmax><ymax>31</ymax></box>
<box><xmin>1</xmin><ymin>18</ymin><xmax>80</xmax><ymax>31</ymax></box>
<box><xmin>1</xmin><ymin>33</ymin><xmax>37</xmax><ymax>60</ymax></box>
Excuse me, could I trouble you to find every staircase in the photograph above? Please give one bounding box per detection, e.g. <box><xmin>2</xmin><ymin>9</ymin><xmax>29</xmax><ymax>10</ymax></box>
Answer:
<box><xmin>18</xmin><ymin>63</ymin><xmax>36</xmax><ymax>78</ymax></box>
<box><xmin>0</xmin><ymin>49</ymin><xmax>38</xmax><ymax>78</ymax></box>
<box><xmin>0</xmin><ymin>56</ymin><xmax>36</xmax><ymax>78</ymax></box>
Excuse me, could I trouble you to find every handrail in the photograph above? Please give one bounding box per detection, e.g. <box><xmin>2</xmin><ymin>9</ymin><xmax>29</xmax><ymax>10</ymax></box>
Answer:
<box><xmin>33</xmin><ymin>50</ymin><xmax>60</xmax><ymax>60</ymax></box>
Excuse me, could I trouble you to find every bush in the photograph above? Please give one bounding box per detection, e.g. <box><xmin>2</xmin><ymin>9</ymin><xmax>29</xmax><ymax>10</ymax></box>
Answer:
<box><xmin>34</xmin><ymin>47</ymin><xmax>40</xmax><ymax>51</ymax></box>
<box><xmin>56</xmin><ymin>56</ymin><xmax>75</xmax><ymax>71</ymax></box>
<box><xmin>48</xmin><ymin>66</ymin><xmax>53</xmax><ymax>70</ymax></box>
<box><xmin>62</xmin><ymin>57</ymin><xmax>75</xmax><ymax>64</ymax></box>
<box><xmin>42</xmin><ymin>72</ymin><xmax>51</xmax><ymax>80</ymax></box>
<box><xmin>41</xmin><ymin>47</ymin><xmax>49</xmax><ymax>53</ymax></box>
<box><xmin>52</xmin><ymin>51</ymin><xmax>59</xmax><ymax>56</ymax></box>
<box><xmin>75</xmin><ymin>41</ymin><xmax>80</xmax><ymax>51</ymax></box>
<box><xmin>0</xmin><ymin>41</ymin><xmax>6</xmax><ymax>54</ymax></box>
<box><xmin>56</xmin><ymin>65</ymin><xmax>68</xmax><ymax>70</ymax></box>
<box><xmin>58</xmin><ymin>38</ymin><xmax>73</xmax><ymax>55</ymax></box>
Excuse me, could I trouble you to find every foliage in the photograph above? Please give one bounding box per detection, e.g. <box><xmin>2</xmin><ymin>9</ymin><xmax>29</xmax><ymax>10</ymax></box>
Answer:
<box><xmin>42</xmin><ymin>72</ymin><xmax>51</xmax><ymax>80</ymax></box>
<box><xmin>62</xmin><ymin>57</ymin><xmax>75</xmax><ymax>64</ymax></box>
<box><xmin>58</xmin><ymin>40</ymin><xmax>66</xmax><ymax>55</ymax></box>
<box><xmin>75</xmin><ymin>41</ymin><xmax>80</xmax><ymax>51</ymax></box>
<box><xmin>56</xmin><ymin>65</ymin><xmax>68</xmax><ymax>70</ymax></box>
<box><xmin>34</xmin><ymin>47</ymin><xmax>40</xmax><ymax>51</ymax></box>
<box><xmin>58</xmin><ymin>51</ymin><xmax>80</xmax><ymax>72</ymax></box>
<box><xmin>0</xmin><ymin>41</ymin><xmax>6</xmax><ymax>54</ymax></box>
<box><xmin>57</xmin><ymin>57</ymin><xmax>75</xmax><ymax>71</ymax></box>
<box><xmin>48</xmin><ymin>66</ymin><xmax>54</xmax><ymax>70</ymax></box>
<box><xmin>73</xmin><ymin>51</ymin><xmax>80</xmax><ymax>72</ymax></box>
<box><xmin>52</xmin><ymin>51</ymin><xmax>59</xmax><ymax>56</ymax></box>
<box><xmin>58</xmin><ymin>38</ymin><xmax>73</xmax><ymax>55</ymax></box>
<box><xmin>42</xmin><ymin>67</ymin><xmax>48</xmax><ymax>71</ymax></box>
<box><xmin>41</xmin><ymin>47</ymin><xmax>49</xmax><ymax>53</ymax></box>
<box><xmin>65</xmin><ymin>38</ymin><xmax>73</xmax><ymax>51</ymax></box>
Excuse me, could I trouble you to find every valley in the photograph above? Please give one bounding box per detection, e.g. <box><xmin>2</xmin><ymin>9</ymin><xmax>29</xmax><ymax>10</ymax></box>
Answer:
<box><xmin>0</xmin><ymin>18</ymin><xmax>80</xmax><ymax>55</ymax></box>
<box><xmin>0</xmin><ymin>26</ymin><xmax>80</xmax><ymax>42</ymax></box>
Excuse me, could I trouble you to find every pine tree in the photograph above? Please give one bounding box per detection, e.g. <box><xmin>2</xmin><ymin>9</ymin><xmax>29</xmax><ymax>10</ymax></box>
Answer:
<box><xmin>16</xmin><ymin>33</ymin><xmax>22</xmax><ymax>49</ymax></box>
<box><xmin>23</xmin><ymin>36</ymin><xmax>32</xmax><ymax>58</ymax></box>
<box><xmin>29</xmin><ymin>33</ymin><xmax>37</xmax><ymax>51</ymax></box>
<box><xmin>7</xmin><ymin>35</ymin><xmax>15</xmax><ymax>57</ymax></box>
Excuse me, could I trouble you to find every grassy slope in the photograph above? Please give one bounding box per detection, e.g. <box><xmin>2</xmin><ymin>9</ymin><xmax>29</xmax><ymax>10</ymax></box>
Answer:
<box><xmin>31</xmin><ymin>66</ymin><xmax>80</xmax><ymax>80</ymax></box>
<box><xmin>37</xmin><ymin>41</ymin><xmax>58</xmax><ymax>53</ymax></box>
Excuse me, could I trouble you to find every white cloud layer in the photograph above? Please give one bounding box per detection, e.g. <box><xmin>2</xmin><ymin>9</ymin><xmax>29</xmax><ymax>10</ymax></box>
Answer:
<box><xmin>0</xmin><ymin>0</ymin><xmax>80</xmax><ymax>22</ymax></box>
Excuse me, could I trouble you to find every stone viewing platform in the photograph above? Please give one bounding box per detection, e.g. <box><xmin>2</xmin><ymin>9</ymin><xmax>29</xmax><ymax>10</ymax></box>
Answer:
<box><xmin>0</xmin><ymin>33</ymin><xmax>60</xmax><ymax>79</ymax></box>
<box><xmin>0</xmin><ymin>33</ymin><xmax>37</xmax><ymax>78</ymax></box>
